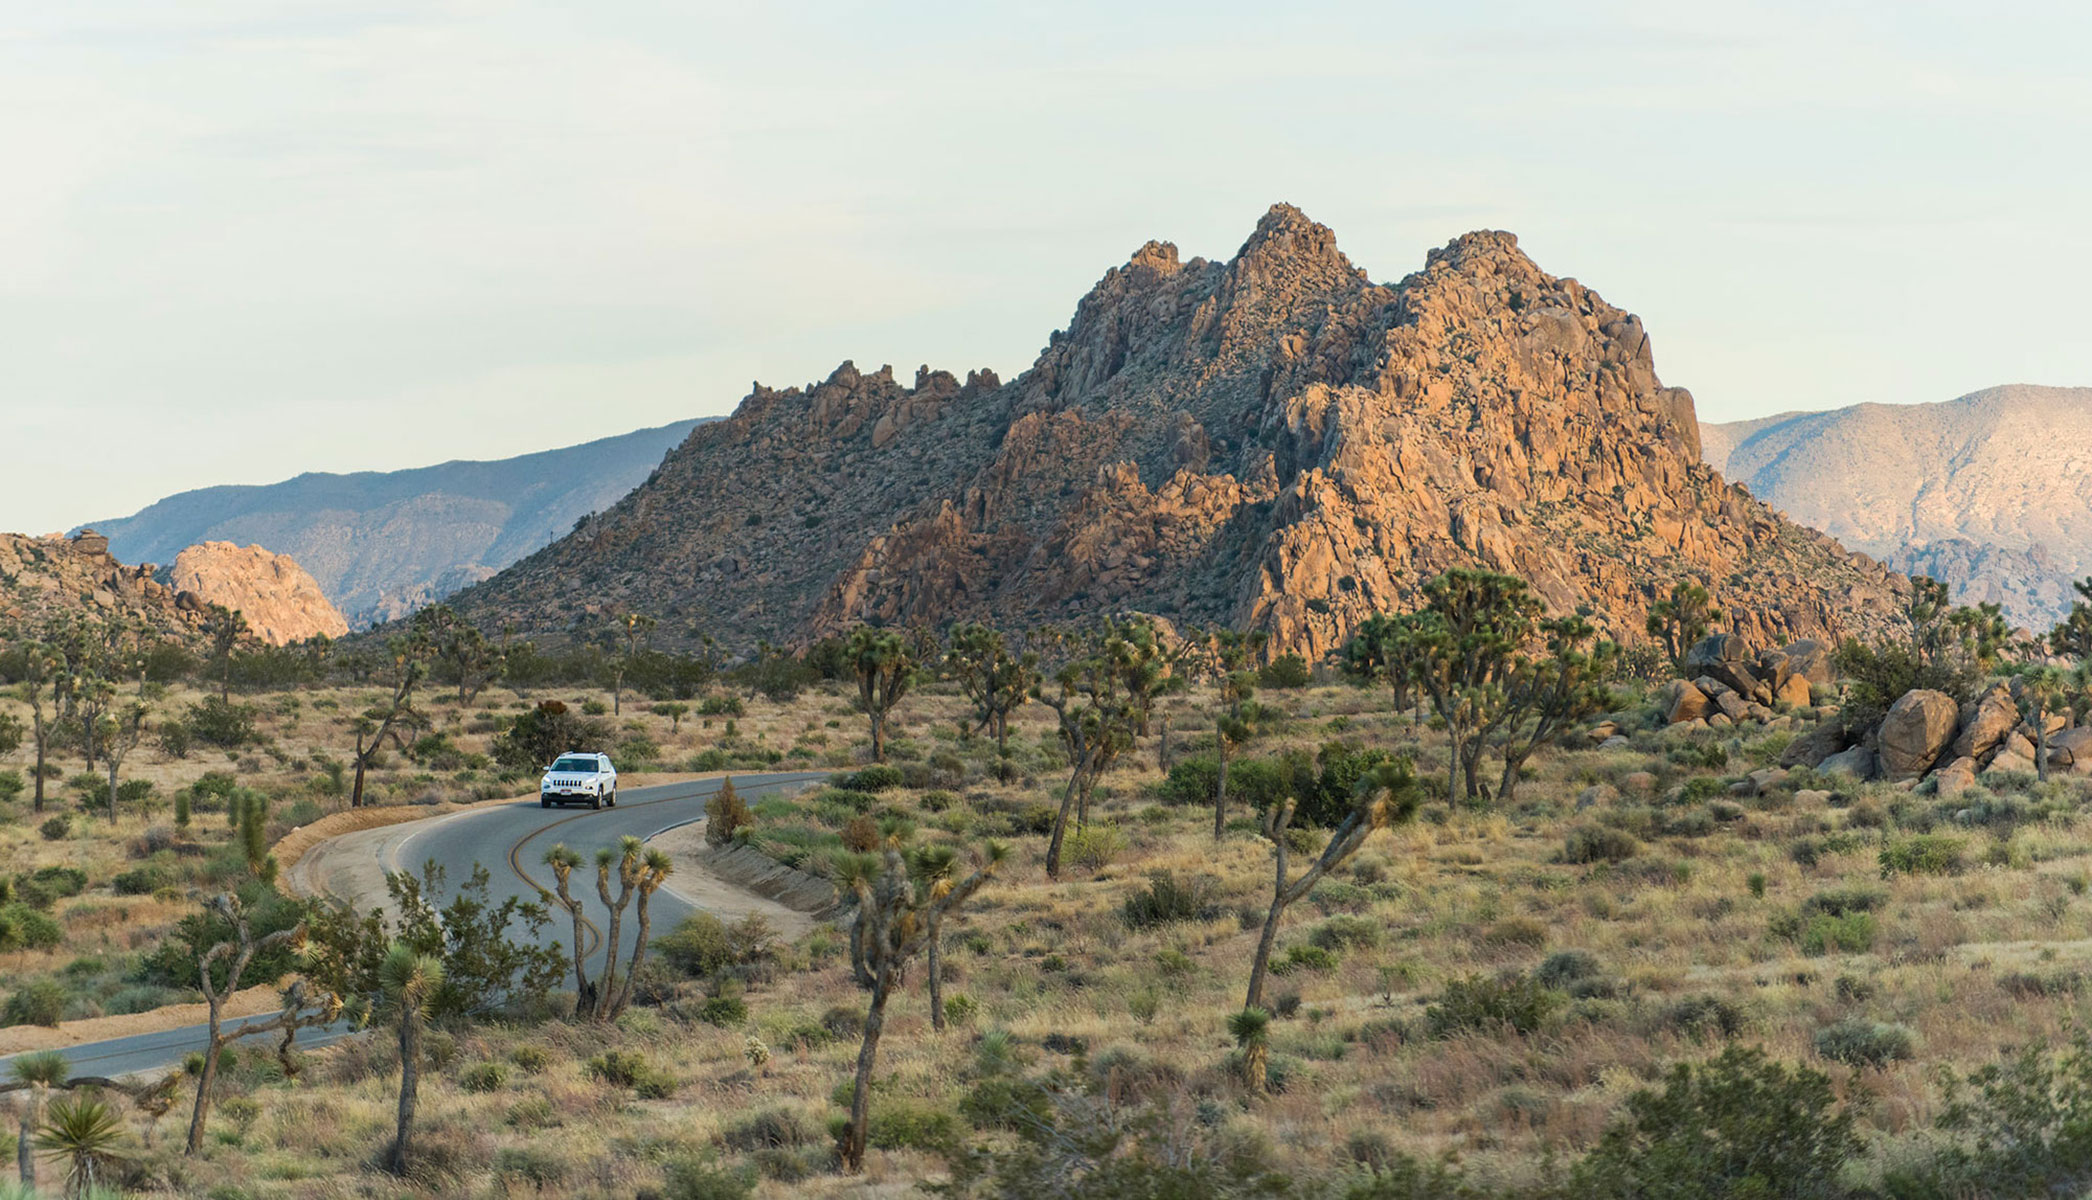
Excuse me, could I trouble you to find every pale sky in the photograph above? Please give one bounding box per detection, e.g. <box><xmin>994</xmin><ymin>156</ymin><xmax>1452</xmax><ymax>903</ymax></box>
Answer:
<box><xmin>5</xmin><ymin>1</ymin><xmax>2089</xmax><ymax>535</ymax></box>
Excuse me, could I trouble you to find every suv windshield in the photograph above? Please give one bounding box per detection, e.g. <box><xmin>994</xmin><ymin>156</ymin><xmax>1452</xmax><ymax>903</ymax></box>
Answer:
<box><xmin>550</xmin><ymin>756</ymin><xmax>597</xmax><ymax>773</ymax></box>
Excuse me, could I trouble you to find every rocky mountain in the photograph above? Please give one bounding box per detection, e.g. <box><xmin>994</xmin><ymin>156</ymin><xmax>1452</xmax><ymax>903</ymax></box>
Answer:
<box><xmin>86</xmin><ymin>419</ymin><xmax>706</xmax><ymax>627</ymax></box>
<box><xmin>1703</xmin><ymin>385</ymin><xmax>2092</xmax><ymax>630</ymax></box>
<box><xmin>450</xmin><ymin>205</ymin><xmax>1909</xmax><ymax>658</ymax></box>
<box><xmin>168</xmin><ymin>542</ymin><xmax>348</xmax><ymax>645</ymax></box>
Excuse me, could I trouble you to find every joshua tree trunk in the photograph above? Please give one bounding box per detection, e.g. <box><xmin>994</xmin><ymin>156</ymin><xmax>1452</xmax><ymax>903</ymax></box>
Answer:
<box><xmin>17</xmin><ymin>1088</ymin><xmax>37</xmax><ymax>1187</ymax></box>
<box><xmin>351</xmin><ymin>758</ymin><xmax>369</xmax><ymax>809</ymax></box>
<box><xmin>611</xmin><ymin>884</ymin><xmax>656</xmax><ymax>1019</ymax></box>
<box><xmin>926</xmin><ymin>914</ymin><xmax>946</xmax><ymax>1032</ymax></box>
<box><xmin>31</xmin><ymin>725</ymin><xmax>45</xmax><ymax>813</ymax></box>
<box><xmin>390</xmin><ymin>998</ymin><xmax>423</xmax><ymax>1174</ymax></box>
<box><xmin>185</xmin><ymin>1011</ymin><xmax>224</xmax><ymax>1154</ymax></box>
<box><xmin>1214</xmin><ymin>735</ymin><xmax>1231</xmax><ymax>842</ymax></box>
<box><xmin>869</xmin><ymin>709</ymin><xmax>888</xmax><ymax>763</ymax></box>
<box><xmin>843</xmin><ymin>961</ymin><xmax>895</xmax><ymax>1172</ymax></box>
<box><xmin>1245</xmin><ymin>835</ymin><xmax>1289</xmax><ymax>1012</ymax></box>
<box><xmin>1044</xmin><ymin>761</ymin><xmax>1089</xmax><ymax>880</ymax></box>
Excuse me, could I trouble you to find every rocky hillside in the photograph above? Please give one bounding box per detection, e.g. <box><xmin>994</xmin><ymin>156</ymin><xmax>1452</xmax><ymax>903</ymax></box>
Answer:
<box><xmin>168</xmin><ymin>542</ymin><xmax>348</xmax><ymax>645</ymax></box>
<box><xmin>86</xmin><ymin>419</ymin><xmax>706</xmax><ymax>627</ymax></box>
<box><xmin>451</xmin><ymin>205</ymin><xmax>1908</xmax><ymax>657</ymax></box>
<box><xmin>0</xmin><ymin>530</ymin><xmax>208</xmax><ymax>641</ymax></box>
<box><xmin>1704</xmin><ymin>385</ymin><xmax>2092</xmax><ymax>630</ymax></box>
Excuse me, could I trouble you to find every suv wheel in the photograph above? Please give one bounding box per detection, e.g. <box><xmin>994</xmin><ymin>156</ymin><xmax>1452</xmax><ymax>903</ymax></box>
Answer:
<box><xmin>540</xmin><ymin>796</ymin><xmax>550</xmax><ymax>809</ymax></box>
<box><xmin>590</xmin><ymin>793</ymin><xmax>602</xmax><ymax>810</ymax></box>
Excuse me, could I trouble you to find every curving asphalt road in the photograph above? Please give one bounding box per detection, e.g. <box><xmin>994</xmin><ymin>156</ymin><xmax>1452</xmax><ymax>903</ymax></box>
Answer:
<box><xmin>0</xmin><ymin>771</ymin><xmax>827</xmax><ymax>1083</ymax></box>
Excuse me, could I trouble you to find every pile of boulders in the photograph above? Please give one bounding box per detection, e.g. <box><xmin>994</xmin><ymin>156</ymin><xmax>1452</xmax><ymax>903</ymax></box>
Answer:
<box><xmin>1783</xmin><ymin>675</ymin><xmax>2092</xmax><ymax>797</ymax></box>
<box><xmin>1657</xmin><ymin>633</ymin><xmax>1830</xmax><ymax>730</ymax></box>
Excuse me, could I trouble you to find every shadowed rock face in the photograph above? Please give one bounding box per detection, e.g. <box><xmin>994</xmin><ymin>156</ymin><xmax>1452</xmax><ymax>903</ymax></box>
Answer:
<box><xmin>448</xmin><ymin>204</ymin><xmax>1908</xmax><ymax>657</ymax></box>
<box><xmin>169</xmin><ymin>542</ymin><xmax>348</xmax><ymax>646</ymax></box>
<box><xmin>1704</xmin><ymin>385</ymin><xmax>2092</xmax><ymax>630</ymax></box>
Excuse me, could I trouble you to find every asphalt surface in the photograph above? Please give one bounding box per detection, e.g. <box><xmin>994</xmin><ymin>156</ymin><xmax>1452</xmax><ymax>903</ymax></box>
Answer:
<box><xmin>0</xmin><ymin>771</ymin><xmax>827</xmax><ymax>1083</ymax></box>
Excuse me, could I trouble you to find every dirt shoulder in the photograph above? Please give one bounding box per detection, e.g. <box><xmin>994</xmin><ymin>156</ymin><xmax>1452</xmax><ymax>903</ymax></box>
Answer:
<box><xmin>0</xmin><ymin>984</ymin><xmax>286</xmax><ymax>1058</ymax></box>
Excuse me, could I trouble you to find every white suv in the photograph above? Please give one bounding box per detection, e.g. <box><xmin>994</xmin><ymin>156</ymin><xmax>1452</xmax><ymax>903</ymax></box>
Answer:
<box><xmin>540</xmin><ymin>752</ymin><xmax>618</xmax><ymax>810</ymax></box>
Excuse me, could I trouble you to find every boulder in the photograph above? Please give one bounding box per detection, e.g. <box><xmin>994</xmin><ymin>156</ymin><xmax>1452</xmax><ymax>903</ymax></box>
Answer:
<box><xmin>1577</xmin><ymin>784</ymin><xmax>1618</xmax><ymax>809</ymax></box>
<box><xmin>1781</xmin><ymin>638</ymin><xmax>1833</xmax><ymax>685</ymax></box>
<box><xmin>2050</xmin><ymin>727</ymin><xmax>2092</xmax><ymax>773</ymax></box>
<box><xmin>2004</xmin><ymin>731</ymin><xmax>2038</xmax><ymax>760</ymax></box>
<box><xmin>1755</xmin><ymin>648</ymin><xmax>1795</xmax><ymax>689</ymax></box>
<box><xmin>1818</xmin><ymin>746</ymin><xmax>1876</xmax><ymax>781</ymax></box>
<box><xmin>1586</xmin><ymin>721</ymin><xmax>1621</xmax><ymax>743</ymax></box>
<box><xmin>1951</xmin><ymin>683</ymin><xmax>2017</xmax><ymax>761</ymax></box>
<box><xmin>1684</xmin><ymin>634</ymin><xmax>1763</xmax><ymax>698</ymax></box>
<box><xmin>1932</xmin><ymin>756</ymin><xmax>1978</xmax><ymax>798</ymax></box>
<box><xmin>1715</xmin><ymin>691</ymin><xmax>1752</xmax><ymax>723</ymax></box>
<box><xmin>1990</xmin><ymin>748</ymin><xmax>2038</xmax><ymax>775</ymax></box>
<box><xmin>1747</xmin><ymin>767</ymin><xmax>1789</xmax><ymax>794</ymax></box>
<box><xmin>1877</xmin><ymin>689</ymin><xmax>1959</xmax><ymax>781</ymax></box>
<box><xmin>1599</xmin><ymin>735</ymin><xmax>1631</xmax><ymax>751</ymax></box>
<box><xmin>1744</xmin><ymin>702</ymin><xmax>1775</xmax><ymax>723</ymax></box>
<box><xmin>1776</xmin><ymin>672</ymin><xmax>1814</xmax><ymax>710</ymax></box>
<box><xmin>1668</xmin><ymin>681</ymin><xmax>1711</xmax><ymax>724</ymax></box>
<box><xmin>1708</xmin><ymin>712</ymin><xmax>1733</xmax><ymax>728</ymax></box>
<box><xmin>1781</xmin><ymin>718</ymin><xmax>1847</xmax><ymax>769</ymax></box>
<box><xmin>1795</xmin><ymin>788</ymin><xmax>1833</xmax><ymax>806</ymax></box>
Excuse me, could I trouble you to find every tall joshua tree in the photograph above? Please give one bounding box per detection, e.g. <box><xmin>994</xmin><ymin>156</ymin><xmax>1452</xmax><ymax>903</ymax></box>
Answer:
<box><xmin>909</xmin><ymin>844</ymin><xmax>960</xmax><ymax>1031</ymax></box>
<box><xmin>349</xmin><ymin>635</ymin><xmax>429</xmax><ymax>808</ymax></box>
<box><xmin>945</xmin><ymin>623</ymin><xmax>1037</xmax><ymax>754</ymax></box>
<box><xmin>1244</xmin><ymin>760</ymin><xmax>1423</xmax><ymax>1011</ymax></box>
<box><xmin>201</xmin><ymin>605</ymin><xmax>251</xmax><ymax>702</ymax></box>
<box><xmin>380</xmin><ymin>944</ymin><xmax>444</xmax><ymax>1175</ymax></box>
<box><xmin>541</xmin><ymin>844</ymin><xmax>596</xmax><ymax>1014</ymax></box>
<box><xmin>185</xmin><ymin>894</ymin><xmax>329</xmax><ymax>1154</ymax></box>
<box><xmin>835</xmin><ymin>841</ymin><xmax>1005</xmax><ymax>1172</ymax></box>
<box><xmin>612</xmin><ymin>612</ymin><xmax>656</xmax><ymax>715</ymax></box>
<box><xmin>1202</xmin><ymin>629</ymin><xmax>1269</xmax><ymax>842</ymax></box>
<box><xmin>1645</xmin><ymin>581</ymin><xmax>1720</xmax><ymax>672</ymax></box>
<box><xmin>1033</xmin><ymin>637</ymin><xmax>1135</xmax><ymax>879</ymax></box>
<box><xmin>608</xmin><ymin>847</ymin><xmax>673</xmax><ymax>1020</ymax></box>
<box><xmin>846</xmin><ymin>627</ymin><xmax>919</xmax><ymax>763</ymax></box>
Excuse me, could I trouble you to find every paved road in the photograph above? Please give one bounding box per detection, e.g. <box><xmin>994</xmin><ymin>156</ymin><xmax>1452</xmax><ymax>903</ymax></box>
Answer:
<box><xmin>0</xmin><ymin>771</ymin><xmax>827</xmax><ymax>1083</ymax></box>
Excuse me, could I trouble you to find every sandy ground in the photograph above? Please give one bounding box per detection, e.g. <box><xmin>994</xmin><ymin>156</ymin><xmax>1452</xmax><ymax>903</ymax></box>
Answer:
<box><xmin>648</xmin><ymin>821</ymin><xmax>819</xmax><ymax>939</ymax></box>
<box><xmin>0</xmin><ymin>984</ymin><xmax>287</xmax><ymax>1057</ymax></box>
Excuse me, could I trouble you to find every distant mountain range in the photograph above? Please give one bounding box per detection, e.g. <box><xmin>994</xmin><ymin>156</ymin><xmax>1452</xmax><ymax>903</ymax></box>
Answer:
<box><xmin>86</xmin><ymin>420</ymin><xmax>707</xmax><ymax>627</ymax></box>
<box><xmin>1702</xmin><ymin>384</ymin><xmax>2092</xmax><ymax>630</ymax></box>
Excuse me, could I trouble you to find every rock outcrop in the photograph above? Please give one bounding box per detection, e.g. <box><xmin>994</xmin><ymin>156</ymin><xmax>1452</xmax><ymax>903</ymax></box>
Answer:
<box><xmin>168</xmin><ymin>542</ymin><xmax>349</xmax><ymax>645</ymax></box>
<box><xmin>0</xmin><ymin>530</ymin><xmax>206</xmax><ymax>640</ymax></box>
<box><xmin>449</xmin><ymin>205</ymin><xmax>1909</xmax><ymax>657</ymax></box>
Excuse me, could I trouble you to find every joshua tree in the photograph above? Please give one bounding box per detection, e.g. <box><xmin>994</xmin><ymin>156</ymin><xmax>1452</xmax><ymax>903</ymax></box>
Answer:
<box><xmin>99</xmin><ymin>700</ymin><xmax>150</xmax><ymax>822</ymax></box>
<box><xmin>412</xmin><ymin>603</ymin><xmax>504</xmax><ymax>704</ymax></box>
<box><xmin>846</xmin><ymin>627</ymin><xmax>919</xmax><ymax>762</ymax></box>
<box><xmin>610</xmin><ymin>611</ymin><xmax>657</xmax><ymax>715</ymax></box>
<box><xmin>1108</xmin><ymin>617</ymin><xmax>1176</xmax><ymax>739</ymax></box>
<box><xmin>541</xmin><ymin>844</ymin><xmax>596</xmax><ymax>1014</ymax></box>
<box><xmin>1245</xmin><ymin>760</ymin><xmax>1423</xmax><ymax>1011</ymax></box>
<box><xmin>654</xmin><ymin>701</ymin><xmax>690</xmax><ymax>733</ymax></box>
<box><xmin>1201</xmin><ymin>629</ymin><xmax>1269</xmax><ymax>841</ymax></box>
<box><xmin>1228</xmin><ymin>1007</ymin><xmax>1272</xmax><ymax>1094</ymax></box>
<box><xmin>349</xmin><ymin>636</ymin><xmax>429</xmax><ymax>808</ymax></box>
<box><xmin>10</xmin><ymin>1050</ymin><xmax>66</xmax><ymax>1188</ymax></box>
<box><xmin>14</xmin><ymin>635</ymin><xmax>60</xmax><ymax>812</ymax></box>
<box><xmin>380</xmin><ymin>944</ymin><xmax>444</xmax><ymax>1175</ymax></box>
<box><xmin>201</xmin><ymin>604</ymin><xmax>252</xmax><ymax>701</ymax></box>
<box><xmin>1490</xmin><ymin>614</ymin><xmax>1618</xmax><ymax>804</ymax></box>
<box><xmin>908</xmin><ymin>844</ymin><xmax>960</xmax><ymax>1031</ymax></box>
<box><xmin>2016</xmin><ymin>666</ymin><xmax>2075</xmax><ymax>783</ymax></box>
<box><xmin>186</xmin><ymin>894</ymin><xmax>322</xmax><ymax>1154</ymax></box>
<box><xmin>1645</xmin><ymin>580</ymin><xmax>1721</xmax><ymax>671</ymax></box>
<box><xmin>35</xmin><ymin>1095</ymin><xmax>128</xmax><ymax>1195</ymax></box>
<box><xmin>1404</xmin><ymin>569</ymin><xmax>1541</xmax><ymax>804</ymax></box>
<box><xmin>607</xmin><ymin>847</ymin><xmax>672</xmax><ymax>1019</ymax></box>
<box><xmin>945</xmin><ymin>622</ymin><xmax>1037</xmax><ymax>754</ymax></box>
<box><xmin>835</xmin><ymin>842</ymin><xmax>1005</xmax><ymax>1172</ymax></box>
<box><xmin>586</xmin><ymin>837</ymin><xmax>647</xmax><ymax>1020</ymax></box>
<box><xmin>1033</xmin><ymin>638</ymin><xmax>1136</xmax><ymax>879</ymax></box>
<box><xmin>2051</xmin><ymin>578</ymin><xmax>2092</xmax><ymax>664</ymax></box>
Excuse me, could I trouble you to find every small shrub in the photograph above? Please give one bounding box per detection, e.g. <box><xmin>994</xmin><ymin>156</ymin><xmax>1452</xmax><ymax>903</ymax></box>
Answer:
<box><xmin>587</xmin><ymin>1049</ymin><xmax>675</xmax><ymax>1097</ymax></box>
<box><xmin>1</xmin><ymin>978</ymin><xmax>67</xmax><ymax>1028</ymax></box>
<box><xmin>837</xmin><ymin>764</ymin><xmax>904</xmax><ymax>792</ymax></box>
<box><xmin>1483</xmin><ymin>917</ymin><xmax>1548</xmax><ymax>948</ymax></box>
<box><xmin>1565</xmin><ymin>825</ymin><xmax>1640</xmax><ymax>864</ymax></box>
<box><xmin>1310</xmin><ymin>915</ymin><xmax>1382</xmax><ymax>952</ymax></box>
<box><xmin>1258</xmin><ymin>654</ymin><xmax>1313</xmax><ymax>689</ymax></box>
<box><xmin>510</xmin><ymin>1044</ymin><xmax>550</xmax><ymax>1073</ymax></box>
<box><xmin>1063</xmin><ymin>823</ymin><xmax>1125</xmax><ymax>871</ymax></box>
<box><xmin>38</xmin><ymin>816</ymin><xmax>69</xmax><ymax>841</ymax></box>
<box><xmin>1534</xmin><ymin>950</ymin><xmax>1603</xmax><ymax>992</ymax></box>
<box><xmin>698</xmin><ymin>993</ymin><xmax>748</xmax><ymax>1027</ymax></box>
<box><xmin>459</xmin><ymin>1061</ymin><xmax>510</xmax><ymax>1093</ymax></box>
<box><xmin>1814</xmin><ymin>1017</ymin><xmax>1916</xmax><ymax>1069</ymax></box>
<box><xmin>722</xmin><ymin>1108</ymin><xmax>812</xmax><ymax>1152</ymax></box>
<box><xmin>663</xmin><ymin>1158</ymin><xmax>756</xmax><ymax>1200</ymax></box>
<box><xmin>1121</xmin><ymin>871</ymin><xmax>1218</xmax><ymax>929</ymax></box>
<box><xmin>1665</xmin><ymin>994</ymin><xmax>1749</xmax><ymax>1041</ymax></box>
<box><xmin>1800</xmin><ymin>912</ymin><xmax>1877</xmax><ymax>955</ymax></box>
<box><xmin>942</xmin><ymin>993</ymin><xmax>979</xmax><ymax>1025</ymax></box>
<box><xmin>1880</xmin><ymin>834</ymin><xmax>1966</xmax><ymax>877</ymax></box>
<box><xmin>493</xmin><ymin>1146</ymin><xmax>568</xmax><ymax>1190</ymax></box>
<box><xmin>1426</xmin><ymin>972</ymin><xmax>1562</xmax><ymax>1038</ymax></box>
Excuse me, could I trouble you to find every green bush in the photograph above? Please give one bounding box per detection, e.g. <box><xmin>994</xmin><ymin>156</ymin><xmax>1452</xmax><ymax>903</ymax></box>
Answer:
<box><xmin>1310</xmin><ymin>915</ymin><xmax>1382</xmax><ymax>952</ymax></box>
<box><xmin>1257</xmin><ymin>654</ymin><xmax>1313</xmax><ymax>689</ymax></box>
<box><xmin>1534</xmin><ymin>950</ymin><xmax>1605</xmax><ymax>993</ymax></box>
<box><xmin>1894</xmin><ymin>1033</ymin><xmax>2092</xmax><ymax>1195</ymax></box>
<box><xmin>493</xmin><ymin>1145</ymin><xmax>567</xmax><ymax>1189</ymax></box>
<box><xmin>697</xmin><ymin>693</ymin><xmax>747</xmax><ymax>717</ymax></box>
<box><xmin>1121</xmin><ymin>871</ymin><xmax>1218</xmax><ymax>929</ymax></box>
<box><xmin>1063</xmin><ymin>823</ymin><xmax>1125</xmax><ymax>871</ymax></box>
<box><xmin>657</xmin><ymin>913</ymin><xmax>733</xmax><ymax>977</ymax></box>
<box><xmin>1278</xmin><ymin>945</ymin><xmax>1339</xmax><ymax>973</ymax></box>
<box><xmin>836</xmin><ymin>764</ymin><xmax>904</xmax><ymax>792</ymax></box>
<box><xmin>698</xmin><ymin>993</ymin><xmax>748</xmax><ymax>1027</ymax></box>
<box><xmin>663</xmin><ymin>1158</ymin><xmax>756</xmax><ymax>1200</ymax></box>
<box><xmin>1813</xmin><ymin>1017</ymin><xmax>1915</xmax><ymax>1069</ymax></box>
<box><xmin>188</xmin><ymin>695</ymin><xmax>257</xmax><ymax>747</ymax></box>
<box><xmin>722</xmin><ymin>1108</ymin><xmax>812</xmax><ymax>1152</ymax></box>
<box><xmin>37</xmin><ymin>816</ymin><xmax>69</xmax><ymax>841</ymax></box>
<box><xmin>858</xmin><ymin>1098</ymin><xmax>965</xmax><ymax>1158</ymax></box>
<box><xmin>587</xmin><ymin>1049</ymin><xmax>675</xmax><ymax>1097</ymax></box>
<box><xmin>1565</xmin><ymin>825</ymin><xmax>1640</xmax><ymax>864</ymax></box>
<box><xmin>1426</xmin><ymin>972</ymin><xmax>1562</xmax><ymax>1038</ymax></box>
<box><xmin>1799</xmin><ymin>912</ymin><xmax>1877</xmax><ymax>955</ymax></box>
<box><xmin>1568</xmin><ymin>1045</ymin><xmax>1857</xmax><ymax>1199</ymax></box>
<box><xmin>112</xmin><ymin>865</ymin><xmax>172</xmax><ymax>896</ymax></box>
<box><xmin>509</xmin><ymin>1044</ymin><xmax>551</xmax><ymax>1074</ymax></box>
<box><xmin>0</xmin><ymin>903</ymin><xmax>62</xmax><ymax>952</ymax></box>
<box><xmin>459</xmin><ymin>1061</ymin><xmax>511</xmax><ymax>1092</ymax></box>
<box><xmin>1880</xmin><ymin>834</ymin><xmax>1966</xmax><ymax>878</ymax></box>
<box><xmin>1</xmin><ymin>978</ymin><xmax>67</xmax><ymax>1028</ymax></box>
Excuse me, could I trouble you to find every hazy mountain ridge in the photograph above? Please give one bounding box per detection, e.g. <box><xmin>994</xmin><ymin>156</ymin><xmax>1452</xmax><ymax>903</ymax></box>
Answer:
<box><xmin>1703</xmin><ymin>384</ymin><xmax>2092</xmax><ymax>629</ymax></box>
<box><xmin>448</xmin><ymin>204</ymin><xmax>1906</xmax><ymax>657</ymax></box>
<box><xmin>86</xmin><ymin>420</ymin><xmax>708</xmax><ymax>627</ymax></box>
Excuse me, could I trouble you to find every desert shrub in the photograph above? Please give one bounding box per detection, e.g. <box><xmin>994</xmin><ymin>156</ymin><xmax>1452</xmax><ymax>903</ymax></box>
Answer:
<box><xmin>0</xmin><ymin>978</ymin><xmax>67</xmax><ymax>1028</ymax></box>
<box><xmin>1063</xmin><ymin>823</ymin><xmax>1125</xmax><ymax>871</ymax></box>
<box><xmin>820</xmin><ymin>1004</ymin><xmax>865</xmax><ymax>1039</ymax></box>
<box><xmin>837</xmin><ymin>764</ymin><xmax>904</xmax><ymax>792</ymax></box>
<box><xmin>1483</xmin><ymin>917</ymin><xmax>1549</xmax><ymax>948</ymax></box>
<box><xmin>1799</xmin><ymin>912</ymin><xmax>1877</xmax><ymax>955</ymax></box>
<box><xmin>859</xmin><ymin>1098</ymin><xmax>966</xmax><ymax>1158</ymax></box>
<box><xmin>187</xmin><ymin>695</ymin><xmax>257</xmax><ymax>747</ymax></box>
<box><xmin>587</xmin><ymin>1049</ymin><xmax>675</xmax><ymax>1097</ymax></box>
<box><xmin>459</xmin><ymin>1061</ymin><xmax>510</xmax><ymax>1092</ymax></box>
<box><xmin>1310</xmin><ymin>915</ymin><xmax>1382</xmax><ymax>952</ymax></box>
<box><xmin>1426</xmin><ymin>972</ymin><xmax>1562</xmax><ymax>1038</ymax></box>
<box><xmin>658</xmin><ymin>912</ymin><xmax>734</xmax><ymax>978</ymax></box>
<box><xmin>1534</xmin><ymin>950</ymin><xmax>1604</xmax><ymax>992</ymax></box>
<box><xmin>1894</xmin><ymin>1032</ymin><xmax>2092</xmax><ymax>1196</ymax></box>
<box><xmin>1277</xmin><ymin>945</ymin><xmax>1338</xmax><ymax>973</ymax></box>
<box><xmin>697</xmin><ymin>693</ymin><xmax>746</xmax><ymax>717</ymax></box>
<box><xmin>723</xmin><ymin>1108</ymin><xmax>813</xmax><ymax>1152</ymax></box>
<box><xmin>705</xmin><ymin>781</ymin><xmax>753</xmax><ymax>846</ymax></box>
<box><xmin>1880</xmin><ymin>834</ymin><xmax>1966</xmax><ymax>877</ymax></box>
<box><xmin>1665</xmin><ymin>994</ymin><xmax>1750</xmax><ymax>1041</ymax></box>
<box><xmin>38</xmin><ymin>816</ymin><xmax>69</xmax><ymax>841</ymax></box>
<box><xmin>505</xmin><ymin>1097</ymin><xmax>558</xmax><ymax>1129</ymax></box>
<box><xmin>1121</xmin><ymin>871</ymin><xmax>1219</xmax><ymax>929</ymax></box>
<box><xmin>1569</xmin><ymin>1045</ymin><xmax>1858</xmax><ymax>1199</ymax></box>
<box><xmin>1801</xmin><ymin>886</ymin><xmax>1886</xmax><ymax>917</ymax></box>
<box><xmin>19</xmin><ymin>865</ymin><xmax>86</xmax><ymax>905</ymax></box>
<box><xmin>663</xmin><ymin>1158</ymin><xmax>757</xmax><ymax>1200</ymax></box>
<box><xmin>943</xmin><ymin>993</ymin><xmax>979</xmax><ymax>1025</ymax></box>
<box><xmin>0</xmin><ymin>903</ymin><xmax>62</xmax><ymax>952</ymax></box>
<box><xmin>1258</xmin><ymin>654</ymin><xmax>1313</xmax><ymax>689</ymax></box>
<box><xmin>1814</xmin><ymin>1017</ymin><xmax>1915</xmax><ymax>1069</ymax></box>
<box><xmin>698</xmin><ymin>993</ymin><xmax>747</xmax><ymax>1027</ymax></box>
<box><xmin>1834</xmin><ymin>638</ymin><xmax>1977</xmax><ymax>734</ymax></box>
<box><xmin>493</xmin><ymin>1145</ymin><xmax>568</xmax><ymax>1190</ymax></box>
<box><xmin>509</xmin><ymin>1044</ymin><xmax>551</xmax><ymax>1074</ymax></box>
<box><xmin>1565</xmin><ymin>825</ymin><xmax>1640</xmax><ymax>864</ymax></box>
<box><xmin>112</xmin><ymin>865</ymin><xmax>172</xmax><ymax>896</ymax></box>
